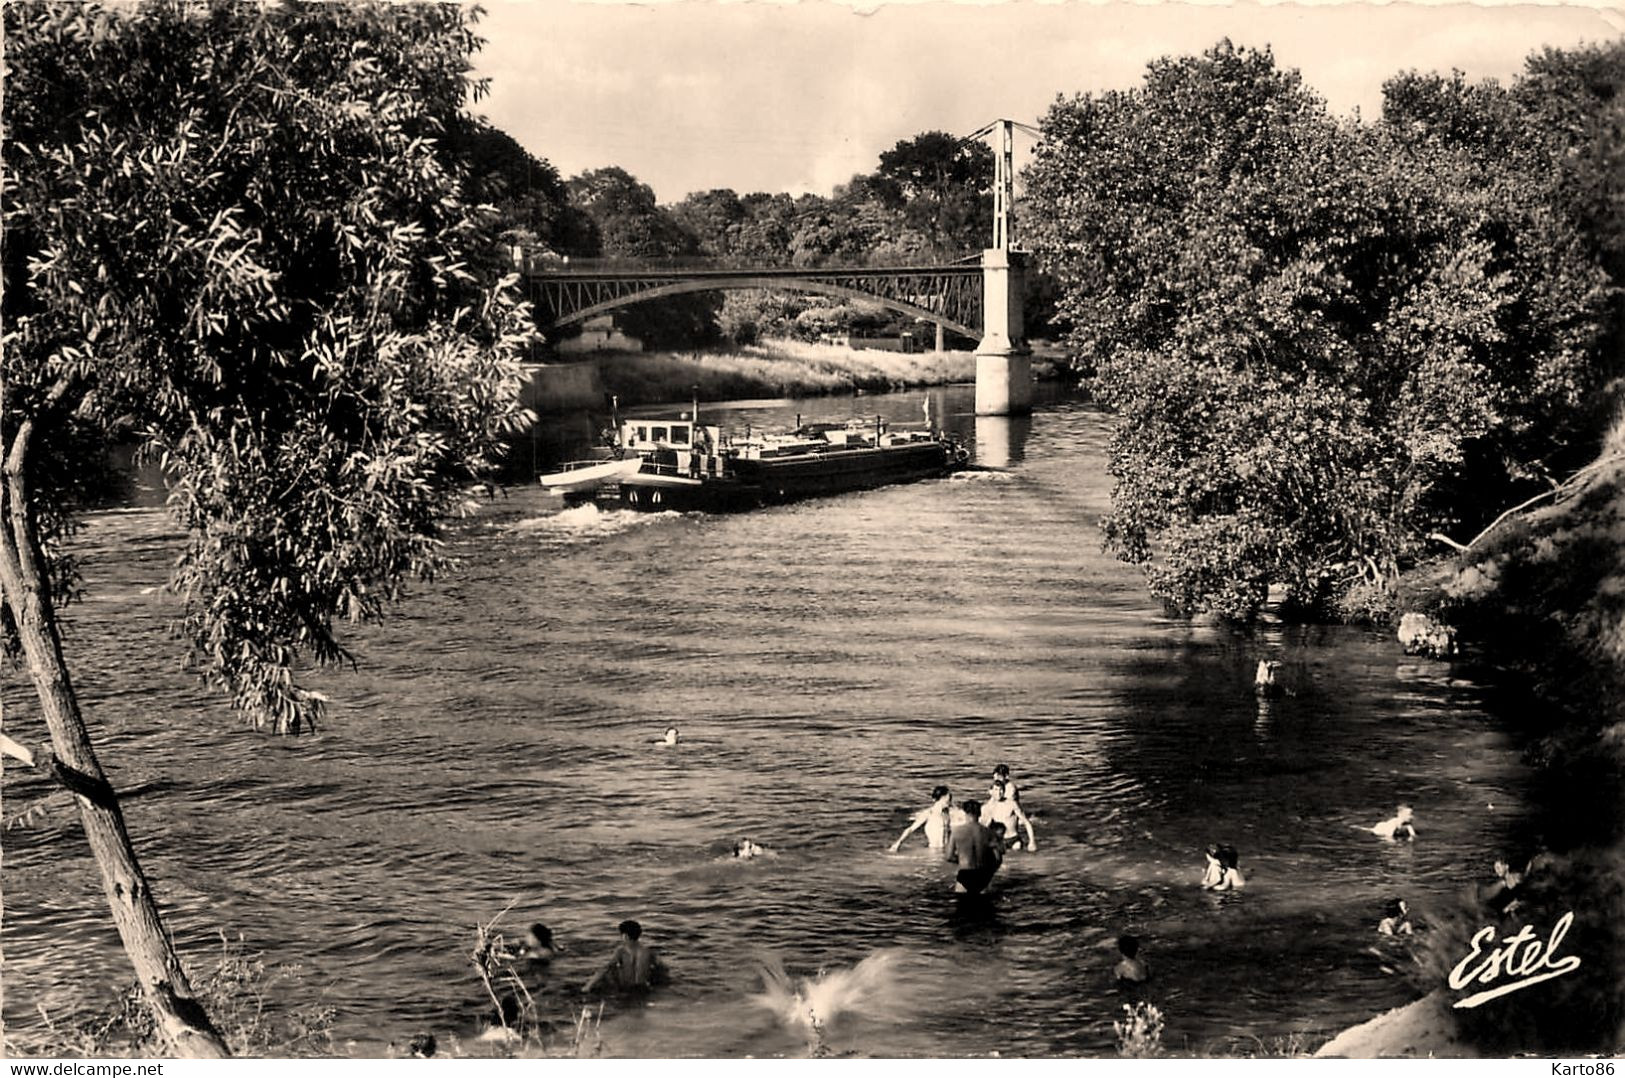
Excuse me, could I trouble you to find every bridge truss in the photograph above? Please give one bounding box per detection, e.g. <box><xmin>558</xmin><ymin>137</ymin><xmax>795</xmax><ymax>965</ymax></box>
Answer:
<box><xmin>528</xmin><ymin>265</ymin><xmax>984</xmax><ymax>341</ymax></box>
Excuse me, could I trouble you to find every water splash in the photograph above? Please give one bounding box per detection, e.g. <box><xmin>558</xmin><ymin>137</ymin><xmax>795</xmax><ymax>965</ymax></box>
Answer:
<box><xmin>749</xmin><ymin>949</ymin><xmax>914</xmax><ymax>1051</ymax></box>
<box><xmin>508</xmin><ymin>502</ymin><xmax>678</xmax><ymax>545</ymax></box>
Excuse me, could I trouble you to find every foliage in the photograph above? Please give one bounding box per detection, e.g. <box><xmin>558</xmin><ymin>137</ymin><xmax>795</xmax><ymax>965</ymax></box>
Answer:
<box><xmin>876</xmin><ymin>131</ymin><xmax>993</xmax><ymax>255</ymax></box>
<box><xmin>595</xmin><ymin>339</ymin><xmax>977</xmax><ymax>407</ymax></box>
<box><xmin>566</xmin><ymin>166</ymin><xmax>696</xmax><ymax>260</ymax></box>
<box><xmin>1419</xmin><ymin>849</ymin><xmax>1625</xmax><ymax>1054</ymax></box>
<box><xmin>30</xmin><ymin>932</ymin><xmax>336</xmax><ymax>1057</ymax></box>
<box><xmin>1024</xmin><ymin>39</ymin><xmax>1619</xmax><ymax>619</ymax></box>
<box><xmin>1114</xmin><ymin>1001</ymin><xmax>1165</xmax><ymax>1058</ymax></box>
<box><xmin>3</xmin><ymin>0</ymin><xmax>536</xmax><ymax>733</ymax></box>
<box><xmin>470</xmin><ymin>912</ymin><xmax>603</xmax><ymax>1059</ymax></box>
<box><xmin>442</xmin><ymin>121</ymin><xmax>594</xmax><ymax>257</ymax></box>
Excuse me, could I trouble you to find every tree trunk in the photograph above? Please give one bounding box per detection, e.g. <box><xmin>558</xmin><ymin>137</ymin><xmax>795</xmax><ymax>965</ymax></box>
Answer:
<box><xmin>0</xmin><ymin>428</ymin><xmax>229</xmax><ymax>1058</ymax></box>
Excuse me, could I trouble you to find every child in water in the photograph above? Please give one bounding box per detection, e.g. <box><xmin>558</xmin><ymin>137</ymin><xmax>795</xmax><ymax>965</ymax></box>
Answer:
<box><xmin>1114</xmin><ymin>935</ymin><xmax>1149</xmax><ymax>984</ymax></box>
<box><xmin>1203</xmin><ymin>845</ymin><xmax>1245</xmax><ymax>890</ymax></box>
<box><xmin>1377</xmin><ymin>899</ymin><xmax>1414</xmax><ymax>936</ymax></box>
<box><xmin>1365</xmin><ymin>804</ymin><xmax>1416</xmax><ymax>841</ymax></box>
<box><xmin>658</xmin><ymin>726</ymin><xmax>680</xmax><ymax>747</ymax></box>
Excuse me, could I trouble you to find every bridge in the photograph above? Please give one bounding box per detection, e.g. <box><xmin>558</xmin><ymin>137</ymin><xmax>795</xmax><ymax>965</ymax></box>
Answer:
<box><xmin>523</xmin><ymin>119</ymin><xmax>1036</xmax><ymax>415</ymax></box>
<box><xmin>529</xmin><ymin>262</ymin><xmax>984</xmax><ymax>341</ymax></box>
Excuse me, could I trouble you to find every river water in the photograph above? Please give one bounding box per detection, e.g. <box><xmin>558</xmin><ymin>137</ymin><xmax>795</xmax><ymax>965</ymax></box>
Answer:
<box><xmin>2</xmin><ymin>384</ymin><xmax>1534</xmax><ymax>1057</ymax></box>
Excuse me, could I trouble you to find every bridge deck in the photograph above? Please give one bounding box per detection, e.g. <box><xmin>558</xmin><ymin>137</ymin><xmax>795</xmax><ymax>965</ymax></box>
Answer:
<box><xmin>528</xmin><ymin>263</ymin><xmax>983</xmax><ymax>339</ymax></box>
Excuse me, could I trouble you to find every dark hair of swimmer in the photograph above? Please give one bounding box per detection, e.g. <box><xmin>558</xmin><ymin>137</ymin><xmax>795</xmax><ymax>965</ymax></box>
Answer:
<box><xmin>931</xmin><ymin>785</ymin><xmax>950</xmax><ymax>800</ymax></box>
<box><xmin>962</xmin><ymin>799</ymin><xmax>982</xmax><ymax>818</ymax></box>
<box><xmin>990</xmin><ymin>821</ymin><xmax>1007</xmax><ymax>837</ymax></box>
<box><xmin>618</xmin><ymin>919</ymin><xmax>643</xmax><ymax>941</ymax></box>
<box><xmin>993</xmin><ymin>764</ymin><xmax>1010</xmax><ymax>778</ymax></box>
<box><xmin>1217</xmin><ymin>845</ymin><xmax>1240</xmax><ymax>870</ymax></box>
<box><xmin>499</xmin><ymin>994</ymin><xmax>520</xmax><ymax>1025</ymax></box>
<box><xmin>530</xmin><ymin>923</ymin><xmax>554</xmax><ymax>949</ymax></box>
<box><xmin>1118</xmin><ymin>934</ymin><xmax>1139</xmax><ymax>958</ymax></box>
<box><xmin>1384</xmin><ymin>898</ymin><xmax>1407</xmax><ymax>919</ymax></box>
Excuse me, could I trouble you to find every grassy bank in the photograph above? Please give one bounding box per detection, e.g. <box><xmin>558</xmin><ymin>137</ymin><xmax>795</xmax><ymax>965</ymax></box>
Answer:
<box><xmin>587</xmin><ymin>337</ymin><xmax>1065</xmax><ymax>407</ymax></box>
<box><xmin>1331</xmin><ymin>413</ymin><xmax>1625</xmax><ymax>1056</ymax></box>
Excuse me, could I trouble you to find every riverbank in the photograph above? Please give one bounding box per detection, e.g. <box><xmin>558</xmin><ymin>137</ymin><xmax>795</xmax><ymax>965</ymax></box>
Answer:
<box><xmin>587</xmin><ymin>337</ymin><xmax>1066</xmax><ymax>408</ymax></box>
<box><xmin>1320</xmin><ymin>413</ymin><xmax>1625</xmax><ymax>1057</ymax></box>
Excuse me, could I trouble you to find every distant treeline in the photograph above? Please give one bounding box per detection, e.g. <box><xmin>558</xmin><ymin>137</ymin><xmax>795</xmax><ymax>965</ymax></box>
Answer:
<box><xmin>464</xmin><ymin>125</ymin><xmax>1003</xmax><ymax>348</ymax></box>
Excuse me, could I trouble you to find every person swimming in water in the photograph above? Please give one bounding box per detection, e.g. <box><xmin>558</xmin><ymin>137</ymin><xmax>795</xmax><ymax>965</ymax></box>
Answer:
<box><xmin>1363</xmin><ymin>804</ymin><xmax>1416</xmax><ymax>841</ymax></box>
<box><xmin>1204</xmin><ymin>844</ymin><xmax>1245</xmax><ymax>890</ymax></box>
<box><xmin>945</xmin><ymin>799</ymin><xmax>1002</xmax><ymax>895</ymax></box>
<box><xmin>980</xmin><ymin>778</ymin><xmax>1036</xmax><ymax>852</ymax></box>
<box><xmin>1114</xmin><ymin>934</ymin><xmax>1149</xmax><ymax>984</ymax></box>
<box><xmin>988</xmin><ymin>763</ymin><xmax>1022</xmax><ymax>805</ymax></box>
<box><xmin>657</xmin><ymin>726</ymin><xmax>680</xmax><ymax>747</ymax></box>
<box><xmin>1377</xmin><ymin>898</ymin><xmax>1414</xmax><ymax>936</ymax></box>
<box><xmin>582</xmin><ymin>919</ymin><xmax>668</xmax><ymax>995</ymax></box>
<box><xmin>1483</xmin><ymin>858</ymin><xmax>1524</xmax><ymax>917</ymax></box>
<box><xmin>1201</xmin><ymin>844</ymin><xmax>1223</xmax><ymax>888</ymax></box>
<box><xmin>733</xmin><ymin>838</ymin><xmax>766</xmax><ymax>859</ymax></box>
<box><xmin>889</xmin><ymin>785</ymin><xmax>953</xmax><ymax>851</ymax></box>
<box><xmin>517</xmin><ymin>922</ymin><xmax>562</xmax><ymax>964</ymax></box>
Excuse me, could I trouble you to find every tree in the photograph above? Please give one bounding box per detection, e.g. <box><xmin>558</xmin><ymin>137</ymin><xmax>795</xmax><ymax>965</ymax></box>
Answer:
<box><xmin>442</xmin><ymin>121</ymin><xmax>596</xmax><ymax>256</ymax></box>
<box><xmin>1023</xmin><ymin>40</ymin><xmax>1616</xmax><ymax>618</ymax></box>
<box><xmin>2</xmin><ymin>1</ymin><xmax>532</xmax><ymax>1054</ymax></box>
<box><xmin>566</xmin><ymin>166</ymin><xmax>697</xmax><ymax>260</ymax></box>
<box><xmin>669</xmin><ymin>188</ymin><xmax>747</xmax><ymax>260</ymax></box>
<box><xmin>875</xmin><ymin>131</ymin><xmax>993</xmax><ymax>255</ymax></box>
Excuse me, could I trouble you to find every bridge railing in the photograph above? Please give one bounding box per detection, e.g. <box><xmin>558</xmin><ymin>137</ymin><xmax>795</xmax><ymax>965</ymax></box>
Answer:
<box><xmin>518</xmin><ymin>252</ymin><xmax>983</xmax><ymax>275</ymax></box>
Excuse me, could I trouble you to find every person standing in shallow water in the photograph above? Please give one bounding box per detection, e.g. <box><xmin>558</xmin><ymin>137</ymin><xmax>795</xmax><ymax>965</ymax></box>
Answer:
<box><xmin>980</xmin><ymin>778</ymin><xmax>1036</xmax><ymax>851</ymax></box>
<box><xmin>890</xmin><ymin>785</ymin><xmax>952</xmax><ymax>851</ymax></box>
<box><xmin>945</xmin><ymin>799</ymin><xmax>1001</xmax><ymax>895</ymax></box>
<box><xmin>582</xmin><ymin>919</ymin><xmax>668</xmax><ymax>994</ymax></box>
<box><xmin>1114</xmin><ymin>935</ymin><xmax>1149</xmax><ymax>984</ymax></box>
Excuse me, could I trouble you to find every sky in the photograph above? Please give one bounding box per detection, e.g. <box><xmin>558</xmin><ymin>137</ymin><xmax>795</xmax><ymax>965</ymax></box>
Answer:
<box><xmin>471</xmin><ymin>0</ymin><xmax>1625</xmax><ymax>204</ymax></box>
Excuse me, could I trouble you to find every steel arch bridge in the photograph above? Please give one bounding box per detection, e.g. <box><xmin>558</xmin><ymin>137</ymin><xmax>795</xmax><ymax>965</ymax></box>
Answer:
<box><xmin>527</xmin><ymin>264</ymin><xmax>984</xmax><ymax>340</ymax></box>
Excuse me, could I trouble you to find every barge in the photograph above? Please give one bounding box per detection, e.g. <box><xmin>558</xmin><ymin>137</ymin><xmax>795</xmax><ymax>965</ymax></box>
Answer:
<box><xmin>600</xmin><ymin>414</ymin><xmax>967</xmax><ymax>512</ymax></box>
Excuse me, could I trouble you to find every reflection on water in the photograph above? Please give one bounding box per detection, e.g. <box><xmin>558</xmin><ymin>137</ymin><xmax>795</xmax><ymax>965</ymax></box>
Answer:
<box><xmin>974</xmin><ymin>413</ymin><xmax>1033</xmax><ymax>469</ymax></box>
<box><xmin>1</xmin><ymin>385</ymin><xmax>1533</xmax><ymax>1057</ymax></box>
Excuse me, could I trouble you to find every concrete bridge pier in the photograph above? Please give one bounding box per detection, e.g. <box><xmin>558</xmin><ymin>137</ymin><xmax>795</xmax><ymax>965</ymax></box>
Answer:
<box><xmin>975</xmin><ymin>248</ymin><xmax>1032</xmax><ymax>416</ymax></box>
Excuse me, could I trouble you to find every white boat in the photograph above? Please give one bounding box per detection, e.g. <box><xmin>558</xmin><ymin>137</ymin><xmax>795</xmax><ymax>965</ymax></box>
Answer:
<box><xmin>537</xmin><ymin>455</ymin><xmax>644</xmax><ymax>497</ymax></box>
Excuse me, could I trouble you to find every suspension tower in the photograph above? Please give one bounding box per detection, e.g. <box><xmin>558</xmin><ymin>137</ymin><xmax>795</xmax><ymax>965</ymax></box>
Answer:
<box><xmin>973</xmin><ymin>118</ymin><xmax>1031</xmax><ymax>416</ymax></box>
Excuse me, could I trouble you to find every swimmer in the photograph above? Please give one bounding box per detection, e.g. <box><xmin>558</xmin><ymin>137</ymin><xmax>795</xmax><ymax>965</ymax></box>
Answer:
<box><xmin>988</xmin><ymin>763</ymin><xmax>1022</xmax><ymax>805</ymax></box>
<box><xmin>989</xmin><ymin>820</ymin><xmax>1008</xmax><ymax>857</ymax></box>
<box><xmin>1483</xmin><ymin>859</ymin><xmax>1524</xmax><ymax>916</ymax></box>
<box><xmin>1377</xmin><ymin>899</ymin><xmax>1414</xmax><ymax>936</ymax></box>
<box><xmin>657</xmin><ymin>726</ymin><xmax>680</xmax><ymax>747</ymax></box>
<box><xmin>733</xmin><ymin>838</ymin><xmax>767</xmax><ymax>859</ymax></box>
<box><xmin>945</xmin><ymin>799</ymin><xmax>1001</xmax><ymax>895</ymax></box>
<box><xmin>582</xmin><ymin>919</ymin><xmax>668</xmax><ymax>995</ymax></box>
<box><xmin>980</xmin><ymin>779</ymin><xmax>1036</xmax><ymax>851</ymax></box>
<box><xmin>518</xmin><ymin>922</ymin><xmax>562</xmax><ymax>963</ymax></box>
<box><xmin>1363</xmin><ymin>804</ymin><xmax>1417</xmax><ymax>841</ymax></box>
<box><xmin>1114</xmin><ymin>935</ymin><xmax>1149</xmax><ymax>983</ymax></box>
<box><xmin>889</xmin><ymin>785</ymin><xmax>953</xmax><ymax>851</ymax></box>
<box><xmin>1205</xmin><ymin>844</ymin><xmax>1245</xmax><ymax>890</ymax></box>
<box><xmin>1201</xmin><ymin>844</ymin><xmax>1223</xmax><ymax>888</ymax></box>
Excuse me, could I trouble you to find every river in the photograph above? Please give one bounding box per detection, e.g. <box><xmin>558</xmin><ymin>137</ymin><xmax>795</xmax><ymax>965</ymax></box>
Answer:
<box><xmin>2</xmin><ymin>384</ymin><xmax>1535</xmax><ymax>1057</ymax></box>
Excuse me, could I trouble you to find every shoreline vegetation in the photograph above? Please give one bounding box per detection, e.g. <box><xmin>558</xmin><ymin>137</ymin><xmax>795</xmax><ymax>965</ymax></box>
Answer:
<box><xmin>1315</xmin><ymin>412</ymin><xmax>1625</xmax><ymax>1058</ymax></box>
<box><xmin>573</xmin><ymin>337</ymin><xmax>1068</xmax><ymax>410</ymax></box>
